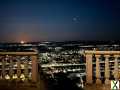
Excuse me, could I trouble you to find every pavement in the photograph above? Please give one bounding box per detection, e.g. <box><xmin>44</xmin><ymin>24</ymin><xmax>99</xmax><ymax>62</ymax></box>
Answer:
<box><xmin>84</xmin><ymin>84</ymin><xmax>110</xmax><ymax>90</ymax></box>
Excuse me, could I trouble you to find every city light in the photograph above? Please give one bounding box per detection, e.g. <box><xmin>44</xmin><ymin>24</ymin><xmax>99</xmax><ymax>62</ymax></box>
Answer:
<box><xmin>20</xmin><ymin>40</ymin><xmax>25</xmax><ymax>44</ymax></box>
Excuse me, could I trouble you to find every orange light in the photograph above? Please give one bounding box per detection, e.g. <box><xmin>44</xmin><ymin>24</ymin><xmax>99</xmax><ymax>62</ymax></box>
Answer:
<box><xmin>20</xmin><ymin>40</ymin><xmax>25</xmax><ymax>44</ymax></box>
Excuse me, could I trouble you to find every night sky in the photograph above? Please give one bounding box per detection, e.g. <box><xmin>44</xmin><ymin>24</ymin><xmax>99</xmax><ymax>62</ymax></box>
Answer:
<box><xmin>0</xmin><ymin>0</ymin><xmax>120</xmax><ymax>42</ymax></box>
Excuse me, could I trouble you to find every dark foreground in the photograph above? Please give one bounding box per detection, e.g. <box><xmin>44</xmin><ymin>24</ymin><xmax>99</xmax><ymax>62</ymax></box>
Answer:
<box><xmin>0</xmin><ymin>82</ymin><xmax>111</xmax><ymax>90</ymax></box>
<box><xmin>0</xmin><ymin>75</ymin><xmax>110</xmax><ymax>90</ymax></box>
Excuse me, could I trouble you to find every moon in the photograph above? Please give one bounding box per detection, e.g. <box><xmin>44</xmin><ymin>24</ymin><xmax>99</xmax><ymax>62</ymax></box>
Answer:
<box><xmin>73</xmin><ymin>17</ymin><xmax>77</xmax><ymax>21</ymax></box>
<box><xmin>72</xmin><ymin>16</ymin><xmax>80</xmax><ymax>22</ymax></box>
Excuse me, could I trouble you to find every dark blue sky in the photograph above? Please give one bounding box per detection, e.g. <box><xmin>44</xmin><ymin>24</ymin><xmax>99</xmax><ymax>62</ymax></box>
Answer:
<box><xmin>0</xmin><ymin>0</ymin><xmax>120</xmax><ymax>42</ymax></box>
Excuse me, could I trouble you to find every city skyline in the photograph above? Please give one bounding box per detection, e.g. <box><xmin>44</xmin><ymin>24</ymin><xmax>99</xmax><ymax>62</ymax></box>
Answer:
<box><xmin>0</xmin><ymin>0</ymin><xmax>120</xmax><ymax>42</ymax></box>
